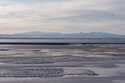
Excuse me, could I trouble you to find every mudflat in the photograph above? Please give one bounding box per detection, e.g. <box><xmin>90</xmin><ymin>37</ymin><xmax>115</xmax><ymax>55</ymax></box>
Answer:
<box><xmin>0</xmin><ymin>44</ymin><xmax>125</xmax><ymax>83</ymax></box>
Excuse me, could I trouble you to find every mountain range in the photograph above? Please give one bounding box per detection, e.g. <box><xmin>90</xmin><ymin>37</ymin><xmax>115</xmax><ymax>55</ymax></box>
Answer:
<box><xmin>11</xmin><ymin>32</ymin><xmax>125</xmax><ymax>38</ymax></box>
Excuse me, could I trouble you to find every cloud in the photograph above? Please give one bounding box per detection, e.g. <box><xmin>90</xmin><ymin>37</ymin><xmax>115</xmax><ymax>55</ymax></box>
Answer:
<box><xmin>0</xmin><ymin>0</ymin><xmax>124</xmax><ymax>34</ymax></box>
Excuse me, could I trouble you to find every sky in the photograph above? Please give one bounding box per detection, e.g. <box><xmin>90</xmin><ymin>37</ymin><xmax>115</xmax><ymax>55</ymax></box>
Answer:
<box><xmin>0</xmin><ymin>0</ymin><xmax>124</xmax><ymax>34</ymax></box>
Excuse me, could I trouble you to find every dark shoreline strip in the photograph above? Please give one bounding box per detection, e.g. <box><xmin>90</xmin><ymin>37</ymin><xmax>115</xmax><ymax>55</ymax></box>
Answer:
<box><xmin>0</xmin><ymin>42</ymin><xmax>125</xmax><ymax>45</ymax></box>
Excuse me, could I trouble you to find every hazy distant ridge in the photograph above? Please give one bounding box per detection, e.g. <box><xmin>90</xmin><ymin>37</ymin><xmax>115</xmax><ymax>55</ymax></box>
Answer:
<box><xmin>0</xmin><ymin>32</ymin><xmax>125</xmax><ymax>38</ymax></box>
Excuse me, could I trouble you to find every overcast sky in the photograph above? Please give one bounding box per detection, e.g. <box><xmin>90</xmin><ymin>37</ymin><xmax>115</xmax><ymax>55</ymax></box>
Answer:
<box><xmin>0</xmin><ymin>0</ymin><xmax>124</xmax><ymax>34</ymax></box>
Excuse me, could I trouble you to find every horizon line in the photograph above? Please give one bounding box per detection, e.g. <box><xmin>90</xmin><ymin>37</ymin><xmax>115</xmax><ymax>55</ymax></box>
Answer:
<box><xmin>0</xmin><ymin>31</ymin><xmax>124</xmax><ymax>35</ymax></box>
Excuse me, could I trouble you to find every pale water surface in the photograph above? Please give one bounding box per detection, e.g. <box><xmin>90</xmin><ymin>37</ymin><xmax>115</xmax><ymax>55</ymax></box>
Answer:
<box><xmin>0</xmin><ymin>44</ymin><xmax>125</xmax><ymax>83</ymax></box>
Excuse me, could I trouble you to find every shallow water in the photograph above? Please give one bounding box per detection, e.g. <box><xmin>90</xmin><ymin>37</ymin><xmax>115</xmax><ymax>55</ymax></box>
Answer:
<box><xmin>0</xmin><ymin>44</ymin><xmax>125</xmax><ymax>83</ymax></box>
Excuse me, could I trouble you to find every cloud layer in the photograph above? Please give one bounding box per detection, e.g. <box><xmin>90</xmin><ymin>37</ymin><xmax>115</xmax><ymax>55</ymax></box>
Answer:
<box><xmin>0</xmin><ymin>0</ymin><xmax>124</xmax><ymax>34</ymax></box>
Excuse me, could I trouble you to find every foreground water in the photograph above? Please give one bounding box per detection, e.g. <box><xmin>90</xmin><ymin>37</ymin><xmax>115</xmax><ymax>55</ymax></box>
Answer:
<box><xmin>0</xmin><ymin>44</ymin><xmax>125</xmax><ymax>83</ymax></box>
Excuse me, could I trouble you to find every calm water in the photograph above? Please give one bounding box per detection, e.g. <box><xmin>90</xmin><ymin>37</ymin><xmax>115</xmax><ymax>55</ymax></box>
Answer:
<box><xmin>0</xmin><ymin>44</ymin><xmax>125</xmax><ymax>83</ymax></box>
<box><xmin>0</xmin><ymin>38</ymin><xmax>125</xmax><ymax>43</ymax></box>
